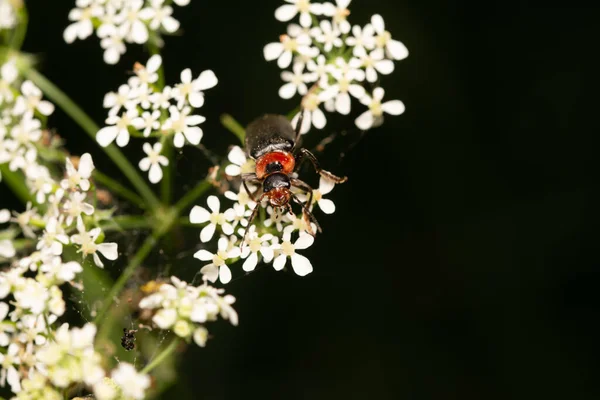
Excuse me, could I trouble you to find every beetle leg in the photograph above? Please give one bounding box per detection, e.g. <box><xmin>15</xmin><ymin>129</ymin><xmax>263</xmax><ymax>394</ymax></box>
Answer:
<box><xmin>290</xmin><ymin>178</ymin><xmax>314</xmax><ymax>210</ymax></box>
<box><xmin>291</xmin><ymin>193</ymin><xmax>322</xmax><ymax>235</ymax></box>
<box><xmin>242</xmin><ymin>179</ymin><xmax>262</xmax><ymax>202</ymax></box>
<box><xmin>295</xmin><ymin>148</ymin><xmax>348</xmax><ymax>183</ymax></box>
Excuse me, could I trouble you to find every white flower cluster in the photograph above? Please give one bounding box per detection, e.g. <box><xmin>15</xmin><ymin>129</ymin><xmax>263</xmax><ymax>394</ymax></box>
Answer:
<box><xmin>0</xmin><ymin>0</ymin><xmax>17</xmax><ymax>30</ymax></box>
<box><xmin>264</xmin><ymin>0</ymin><xmax>407</xmax><ymax>131</ymax></box>
<box><xmin>96</xmin><ymin>55</ymin><xmax>217</xmax><ymax>184</ymax></box>
<box><xmin>138</xmin><ymin>276</ymin><xmax>238</xmax><ymax>347</ymax></box>
<box><xmin>10</xmin><ymin>324</ymin><xmax>151</xmax><ymax>400</ymax></box>
<box><xmin>188</xmin><ymin>145</ymin><xmax>339</xmax><ymax>284</ymax></box>
<box><xmin>64</xmin><ymin>0</ymin><xmax>190</xmax><ymax>64</ymax></box>
<box><xmin>0</xmin><ymin>58</ymin><xmax>131</xmax><ymax>398</ymax></box>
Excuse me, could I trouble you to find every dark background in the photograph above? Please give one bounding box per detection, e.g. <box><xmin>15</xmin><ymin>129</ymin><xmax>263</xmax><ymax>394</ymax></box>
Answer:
<box><xmin>3</xmin><ymin>1</ymin><xmax>600</xmax><ymax>399</ymax></box>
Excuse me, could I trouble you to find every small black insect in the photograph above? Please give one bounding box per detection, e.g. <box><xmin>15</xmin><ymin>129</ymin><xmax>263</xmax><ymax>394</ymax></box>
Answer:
<box><xmin>121</xmin><ymin>328</ymin><xmax>137</xmax><ymax>351</ymax></box>
<box><xmin>242</xmin><ymin>110</ymin><xmax>347</xmax><ymax>243</ymax></box>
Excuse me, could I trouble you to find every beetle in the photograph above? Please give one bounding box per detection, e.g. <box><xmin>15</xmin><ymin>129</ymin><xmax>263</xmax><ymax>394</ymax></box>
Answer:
<box><xmin>241</xmin><ymin>110</ymin><xmax>347</xmax><ymax>242</ymax></box>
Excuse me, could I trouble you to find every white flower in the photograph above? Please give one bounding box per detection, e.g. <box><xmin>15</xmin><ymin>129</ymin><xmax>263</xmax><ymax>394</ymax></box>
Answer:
<box><xmin>310</xmin><ymin>20</ymin><xmax>343</xmax><ymax>52</ymax></box>
<box><xmin>111</xmin><ymin>363</ymin><xmax>150</xmax><ymax>400</ymax></box>
<box><xmin>70</xmin><ymin>217</ymin><xmax>118</xmax><ymax>268</ymax></box>
<box><xmin>194</xmin><ymin>236</ymin><xmax>241</xmax><ymax>284</ymax></box>
<box><xmin>0</xmin><ymin>343</ymin><xmax>22</xmax><ymax>393</ymax></box>
<box><xmin>103</xmin><ymin>84</ymin><xmax>137</xmax><ymax>117</ymax></box>
<box><xmin>321</xmin><ymin>63</ymin><xmax>365</xmax><ymax>115</ymax></box>
<box><xmin>100</xmin><ymin>28</ymin><xmax>127</xmax><ymax>65</ymax></box>
<box><xmin>223</xmin><ymin>203</ymin><xmax>250</xmax><ymax>230</ymax></box>
<box><xmin>163</xmin><ymin>106</ymin><xmax>205</xmax><ymax>148</ymax></box>
<box><xmin>0</xmin><ymin>240</ymin><xmax>15</xmax><ymax>258</ymax></box>
<box><xmin>371</xmin><ymin>14</ymin><xmax>409</xmax><ymax>60</ymax></box>
<box><xmin>129</xmin><ymin>54</ymin><xmax>162</xmax><ymax>87</ymax></box>
<box><xmin>139</xmin><ymin>0</ymin><xmax>180</xmax><ymax>33</ymax></box>
<box><xmin>275</xmin><ymin>0</ymin><xmax>323</xmax><ymax>28</ymax></box>
<box><xmin>63</xmin><ymin>1</ymin><xmax>103</xmax><ymax>43</ymax></box>
<box><xmin>322</xmin><ymin>0</ymin><xmax>351</xmax><ymax>34</ymax></box>
<box><xmin>279</xmin><ymin>62</ymin><xmax>316</xmax><ymax>99</ymax></box>
<box><xmin>173</xmin><ymin>0</ymin><xmax>191</xmax><ymax>5</ymax></box>
<box><xmin>10</xmin><ymin>112</ymin><xmax>42</xmax><ymax>146</ymax></box>
<box><xmin>189</xmin><ymin>195</ymin><xmax>234</xmax><ymax>243</ymax></box>
<box><xmin>345</xmin><ymin>23</ymin><xmax>376</xmax><ymax>56</ymax></box>
<box><xmin>0</xmin><ymin>61</ymin><xmax>18</xmax><ymax>104</ymax></box>
<box><xmin>117</xmin><ymin>0</ymin><xmax>149</xmax><ymax>44</ymax></box>
<box><xmin>301</xmin><ymin>176</ymin><xmax>336</xmax><ymax>214</ymax></box>
<box><xmin>240</xmin><ymin>226</ymin><xmax>274</xmax><ymax>272</ymax></box>
<box><xmin>96</xmin><ymin>108</ymin><xmax>138</xmax><ymax>147</ymax></box>
<box><xmin>131</xmin><ymin>109</ymin><xmax>161</xmax><ymax>137</ymax></box>
<box><xmin>39</xmin><ymin>258</ymin><xmax>83</xmax><ymax>283</ymax></box>
<box><xmin>355</xmin><ymin>87</ymin><xmax>405</xmax><ymax>130</ymax></box>
<box><xmin>13</xmin><ymin>81</ymin><xmax>55</xmax><ymax>116</ymax></box>
<box><xmin>224</xmin><ymin>145</ymin><xmax>255</xmax><ymax>177</ymax></box>
<box><xmin>354</xmin><ymin>47</ymin><xmax>394</xmax><ymax>83</ymax></box>
<box><xmin>0</xmin><ymin>1</ymin><xmax>16</xmax><ymax>30</ymax></box>
<box><xmin>264</xmin><ymin>25</ymin><xmax>313</xmax><ymax>69</ymax></box>
<box><xmin>272</xmin><ymin>232</ymin><xmax>314</xmax><ymax>276</ymax></box>
<box><xmin>63</xmin><ymin>192</ymin><xmax>95</xmax><ymax>226</ymax></box>
<box><xmin>149</xmin><ymin>85</ymin><xmax>174</xmax><ymax>109</ymax></box>
<box><xmin>61</xmin><ymin>153</ymin><xmax>95</xmax><ymax>191</ymax></box>
<box><xmin>0</xmin><ymin>209</ymin><xmax>10</xmax><ymax>223</ymax></box>
<box><xmin>224</xmin><ymin>184</ymin><xmax>257</xmax><ymax>210</ymax></box>
<box><xmin>139</xmin><ymin>142</ymin><xmax>169</xmax><ymax>184</ymax></box>
<box><xmin>193</xmin><ymin>326</ymin><xmax>208</xmax><ymax>347</ymax></box>
<box><xmin>291</xmin><ymin>91</ymin><xmax>327</xmax><ymax>134</ymax></box>
<box><xmin>0</xmin><ymin>302</ymin><xmax>14</xmax><ymax>347</ymax></box>
<box><xmin>37</xmin><ymin>217</ymin><xmax>70</xmax><ymax>256</ymax></box>
<box><xmin>13</xmin><ymin>278</ymin><xmax>48</xmax><ymax>314</ymax></box>
<box><xmin>173</xmin><ymin>68</ymin><xmax>218</xmax><ymax>109</ymax></box>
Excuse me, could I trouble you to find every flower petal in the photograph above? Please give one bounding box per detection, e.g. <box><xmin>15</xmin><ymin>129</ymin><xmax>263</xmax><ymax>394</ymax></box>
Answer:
<box><xmin>97</xmin><ymin>243</ymin><xmax>118</xmax><ymax>260</ymax></box>
<box><xmin>273</xmin><ymin>254</ymin><xmax>287</xmax><ymax>271</ymax></box>
<box><xmin>200</xmin><ymin>223</ymin><xmax>216</xmax><ymax>243</ymax></box>
<box><xmin>291</xmin><ymin>254</ymin><xmax>313</xmax><ymax>276</ymax></box>
<box><xmin>371</xmin><ymin>14</ymin><xmax>385</xmax><ymax>34</ymax></box>
<box><xmin>148</xmin><ymin>163</ymin><xmax>163</xmax><ymax>183</ymax></box>
<box><xmin>387</xmin><ymin>39</ymin><xmax>409</xmax><ymax>60</ymax></box>
<box><xmin>184</xmin><ymin>126</ymin><xmax>203</xmax><ymax>145</ymax></box>
<box><xmin>96</xmin><ymin>126</ymin><xmax>118</xmax><ymax>147</ymax></box>
<box><xmin>190</xmin><ymin>206</ymin><xmax>210</xmax><ymax>223</ymax></box>
<box><xmin>275</xmin><ymin>4</ymin><xmax>298</xmax><ymax>22</ymax></box>
<box><xmin>319</xmin><ymin>177</ymin><xmax>336</xmax><ymax>195</ymax></box>
<box><xmin>264</xmin><ymin>42</ymin><xmax>284</xmax><ymax>61</ymax></box>
<box><xmin>200</xmin><ymin>264</ymin><xmax>219</xmax><ymax>283</ymax></box>
<box><xmin>78</xmin><ymin>153</ymin><xmax>95</xmax><ymax>178</ymax></box>
<box><xmin>318</xmin><ymin>198</ymin><xmax>336</xmax><ymax>214</ymax></box>
<box><xmin>382</xmin><ymin>100</ymin><xmax>405</xmax><ymax>115</ymax></box>
<box><xmin>228</xmin><ymin>146</ymin><xmax>247</xmax><ymax>165</ymax></box>
<box><xmin>207</xmin><ymin>195</ymin><xmax>220</xmax><ymax>213</ymax></box>
<box><xmin>219</xmin><ymin>265</ymin><xmax>232</xmax><ymax>284</ymax></box>
<box><xmin>294</xmin><ymin>233</ymin><xmax>314</xmax><ymax>250</ymax></box>
<box><xmin>242</xmin><ymin>252</ymin><xmax>258</xmax><ymax>271</ymax></box>
<box><xmin>355</xmin><ymin>110</ymin><xmax>374</xmax><ymax>130</ymax></box>
<box><xmin>279</xmin><ymin>82</ymin><xmax>297</xmax><ymax>99</ymax></box>
<box><xmin>196</xmin><ymin>70</ymin><xmax>218</xmax><ymax>90</ymax></box>
<box><xmin>193</xmin><ymin>249</ymin><xmax>213</xmax><ymax>261</ymax></box>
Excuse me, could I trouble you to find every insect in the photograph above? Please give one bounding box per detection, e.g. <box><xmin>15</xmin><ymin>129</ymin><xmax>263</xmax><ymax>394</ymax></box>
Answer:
<box><xmin>121</xmin><ymin>328</ymin><xmax>137</xmax><ymax>351</ymax></box>
<box><xmin>242</xmin><ymin>110</ymin><xmax>347</xmax><ymax>242</ymax></box>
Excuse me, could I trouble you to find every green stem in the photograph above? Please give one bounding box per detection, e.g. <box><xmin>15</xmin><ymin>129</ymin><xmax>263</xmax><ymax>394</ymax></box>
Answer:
<box><xmin>93</xmin><ymin>170</ymin><xmax>145</xmax><ymax>209</ymax></box>
<box><xmin>0</xmin><ymin>165</ymin><xmax>32</xmax><ymax>204</ymax></box>
<box><xmin>9</xmin><ymin>5</ymin><xmax>28</xmax><ymax>51</ymax></box>
<box><xmin>174</xmin><ymin>180</ymin><xmax>212</xmax><ymax>215</ymax></box>
<box><xmin>24</xmin><ymin>69</ymin><xmax>161</xmax><ymax>211</ymax></box>
<box><xmin>141</xmin><ymin>338</ymin><xmax>179</xmax><ymax>374</ymax></box>
<box><xmin>220</xmin><ymin>114</ymin><xmax>245</xmax><ymax>144</ymax></box>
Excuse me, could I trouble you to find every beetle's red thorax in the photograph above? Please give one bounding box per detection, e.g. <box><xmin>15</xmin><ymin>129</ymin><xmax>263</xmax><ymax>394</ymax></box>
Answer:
<box><xmin>256</xmin><ymin>151</ymin><xmax>295</xmax><ymax>179</ymax></box>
